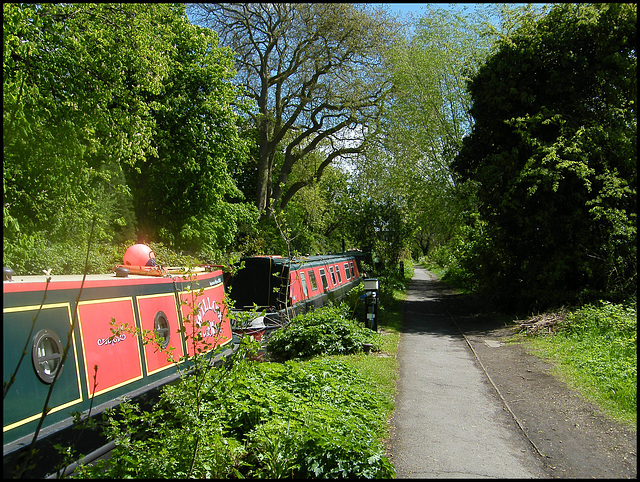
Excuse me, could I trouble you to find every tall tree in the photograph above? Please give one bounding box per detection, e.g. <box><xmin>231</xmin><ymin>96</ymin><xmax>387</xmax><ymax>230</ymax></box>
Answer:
<box><xmin>361</xmin><ymin>4</ymin><xmax>549</xmax><ymax>259</ymax></box>
<box><xmin>126</xmin><ymin>8</ymin><xmax>256</xmax><ymax>253</ymax></box>
<box><xmin>190</xmin><ymin>3</ymin><xmax>398</xmax><ymax>216</ymax></box>
<box><xmin>4</xmin><ymin>3</ymin><xmax>177</xmax><ymax>246</ymax></box>
<box><xmin>4</xmin><ymin>4</ymin><xmax>256</xmax><ymax>273</ymax></box>
<box><xmin>453</xmin><ymin>3</ymin><xmax>637</xmax><ymax>308</ymax></box>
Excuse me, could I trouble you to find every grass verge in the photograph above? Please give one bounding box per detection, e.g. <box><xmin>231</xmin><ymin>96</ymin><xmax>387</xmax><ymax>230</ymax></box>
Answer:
<box><xmin>514</xmin><ymin>301</ymin><xmax>637</xmax><ymax>429</ymax></box>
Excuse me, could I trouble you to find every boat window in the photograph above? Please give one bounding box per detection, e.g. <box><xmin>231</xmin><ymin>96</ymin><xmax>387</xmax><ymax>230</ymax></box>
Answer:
<box><xmin>319</xmin><ymin>268</ymin><xmax>329</xmax><ymax>290</ymax></box>
<box><xmin>350</xmin><ymin>262</ymin><xmax>356</xmax><ymax>278</ymax></box>
<box><xmin>308</xmin><ymin>270</ymin><xmax>318</xmax><ymax>291</ymax></box>
<box><xmin>344</xmin><ymin>263</ymin><xmax>351</xmax><ymax>280</ymax></box>
<box><xmin>32</xmin><ymin>329</ymin><xmax>64</xmax><ymax>384</ymax></box>
<box><xmin>154</xmin><ymin>311</ymin><xmax>170</xmax><ymax>349</ymax></box>
<box><xmin>300</xmin><ymin>271</ymin><xmax>309</xmax><ymax>297</ymax></box>
<box><xmin>328</xmin><ymin>266</ymin><xmax>337</xmax><ymax>285</ymax></box>
<box><xmin>335</xmin><ymin>265</ymin><xmax>342</xmax><ymax>284</ymax></box>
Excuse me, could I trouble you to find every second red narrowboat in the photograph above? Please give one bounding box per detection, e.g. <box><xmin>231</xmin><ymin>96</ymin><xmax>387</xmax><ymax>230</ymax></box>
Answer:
<box><xmin>226</xmin><ymin>253</ymin><xmax>363</xmax><ymax>339</ymax></box>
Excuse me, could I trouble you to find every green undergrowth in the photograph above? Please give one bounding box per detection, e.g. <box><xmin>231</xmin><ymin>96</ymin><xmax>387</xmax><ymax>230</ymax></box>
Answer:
<box><xmin>516</xmin><ymin>300</ymin><xmax>637</xmax><ymax>428</ymax></box>
<box><xmin>74</xmin><ymin>282</ymin><xmax>406</xmax><ymax>479</ymax></box>
<box><xmin>75</xmin><ymin>350</ymin><xmax>396</xmax><ymax>478</ymax></box>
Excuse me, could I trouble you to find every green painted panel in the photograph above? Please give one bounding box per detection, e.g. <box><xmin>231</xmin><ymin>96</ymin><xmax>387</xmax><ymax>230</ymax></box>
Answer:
<box><xmin>3</xmin><ymin>304</ymin><xmax>83</xmax><ymax>441</ymax></box>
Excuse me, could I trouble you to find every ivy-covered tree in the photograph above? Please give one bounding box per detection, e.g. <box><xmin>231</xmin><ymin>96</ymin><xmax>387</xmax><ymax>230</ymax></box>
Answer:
<box><xmin>453</xmin><ymin>3</ymin><xmax>637</xmax><ymax>308</ymax></box>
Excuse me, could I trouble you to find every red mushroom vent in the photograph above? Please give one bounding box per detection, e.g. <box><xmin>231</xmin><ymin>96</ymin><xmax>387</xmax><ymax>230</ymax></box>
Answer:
<box><xmin>123</xmin><ymin>244</ymin><xmax>157</xmax><ymax>267</ymax></box>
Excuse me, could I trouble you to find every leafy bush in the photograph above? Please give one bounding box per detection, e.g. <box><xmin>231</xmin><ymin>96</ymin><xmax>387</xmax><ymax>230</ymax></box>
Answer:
<box><xmin>266</xmin><ymin>303</ymin><xmax>380</xmax><ymax>361</ymax></box>
<box><xmin>559</xmin><ymin>301</ymin><xmax>637</xmax><ymax>415</ymax></box>
<box><xmin>2</xmin><ymin>233</ymin><xmax>126</xmax><ymax>275</ymax></box>
<box><xmin>452</xmin><ymin>3</ymin><xmax>637</xmax><ymax>309</ymax></box>
<box><xmin>425</xmin><ymin>218</ymin><xmax>489</xmax><ymax>294</ymax></box>
<box><xmin>144</xmin><ymin>241</ymin><xmax>206</xmax><ymax>268</ymax></box>
<box><xmin>219</xmin><ymin>359</ymin><xmax>395</xmax><ymax>478</ymax></box>
<box><xmin>2</xmin><ymin>237</ymin><xmax>220</xmax><ymax>276</ymax></box>
<box><xmin>561</xmin><ymin>301</ymin><xmax>637</xmax><ymax>339</ymax></box>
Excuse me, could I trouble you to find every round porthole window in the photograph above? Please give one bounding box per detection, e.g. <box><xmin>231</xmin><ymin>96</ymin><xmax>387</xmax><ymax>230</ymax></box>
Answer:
<box><xmin>154</xmin><ymin>311</ymin><xmax>170</xmax><ymax>349</ymax></box>
<box><xmin>32</xmin><ymin>329</ymin><xmax>64</xmax><ymax>384</ymax></box>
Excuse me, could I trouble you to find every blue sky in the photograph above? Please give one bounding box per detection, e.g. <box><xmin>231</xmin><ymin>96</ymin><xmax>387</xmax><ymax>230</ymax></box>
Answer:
<box><xmin>379</xmin><ymin>3</ymin><xmax>482</xmax><ymax>18</ymax></box>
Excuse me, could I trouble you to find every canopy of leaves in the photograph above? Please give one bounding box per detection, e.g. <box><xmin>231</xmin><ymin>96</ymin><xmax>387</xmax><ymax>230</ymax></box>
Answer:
<box><xmin>125</xmin><ymin>9</ymin><xmax>257</xmax><ymax>254</ymax></box>
<box><xmin>4</xmin><ymin>3</ymin><xmax>174</xmax><ymax>244</ymax></box>
<box><xmin>357</xmin><ymin>5</ymin><xmax>551</xmax><ymax>262</ymax></box>
<box><xmin>4</xmin><ymin>4</ymin><xmax>256</xmax><ymax>272</ymax></box>
<box><xmin>453</xmin><ymin>3</ymin><xmax>637</xmax><ymax>308</ymax></box>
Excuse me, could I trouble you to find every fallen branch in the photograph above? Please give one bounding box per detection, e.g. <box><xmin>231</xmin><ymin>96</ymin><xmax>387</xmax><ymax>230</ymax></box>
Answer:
<box><xmin>517</xmin><ymin>310</ymin><xmax>567</xmax><ymax>335</ymax></box>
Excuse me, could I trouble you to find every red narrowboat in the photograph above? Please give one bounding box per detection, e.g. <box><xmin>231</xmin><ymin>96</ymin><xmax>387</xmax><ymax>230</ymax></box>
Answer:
<box><xmin>3</xmin><ymin>252</ymin><xmax>236</xmax><ymax>461</ymax></box>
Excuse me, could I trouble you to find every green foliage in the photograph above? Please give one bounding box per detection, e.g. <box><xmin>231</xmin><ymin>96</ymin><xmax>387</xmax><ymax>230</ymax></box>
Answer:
<box><xmin>560</xmin><ymin>302</ymin><xmax>637</xmax><ymax>412</ymax></box>
<box><xmin>341</xmin><ymin>193</ymin><xmax>414</xmax><ymax>271</ymax></box>
<box><xmin>267</xmin><ymin>303</ymin><xmax>380</xmax><ymax>361</ymax></box>
<box><xmin>237</xmin><ymin>214</ymin><xmax>289</xmax><ymax>257</ymax></box>
<box><xmin>1</xmin><ymin>236</ymin><xmax>212</xmax><ymax>276</ymax></box>
<box><xmin>521</xmin><ymin>301</ymin><xmax>637</xmax><ymax>426</ymax></box>
<box><xmin>422</xmin><ymin>211</ymin><xmax>488</xmax><ymax>293</ymax></box>
<box><xmin>366</xmin><ymin>5</ymin><xmax>542</xmax><ymax>261</ymax></box>
<box><xmin>218</xmin><ymin>358</ymin><xmax>395</xmax><ymax>479</ymax></box>
<box><xmin>75</xmin><ymin>288</ymin><xmax>258</xmax><ymax>479</ymax></box>
<box><xmin>3</xmin><ymin>3</ymin><xmax>256</xmax><ymax>265</ymax></box>
<box><xmin>128</xmin><ymin>14</ymin><xmax>257</xmax><ymax>253</ymax></box>
<box><xmin>277</xmin><ymin>163</ymin><xmax>354</xmax><ymax>256</ymax></box>
<box><xmin>562</xmin><ymin>301</ymin><xmax>637</xmax><ymax>339</ymax></box>
<box><xmin>75</xmin><ymin>352</ymin><xmax>395</xmax><ymax>478</ymax></box>
<box><xmin>75</xmin><ymin>384</ymin><xmax>247</xmax><ymax>478</ymax></box>
<box><xmin>452</xmin><ymin>3</ymin><xmax>637</xmax><ymax>309</ymax></box>
<box><xmin>2</xmin><ymin>236</ymin><xmax>119</xmax><ymax>276</ymax></box>
<box><xmin>4</xmin><ymin>4</ymin><xmax>177</xmax><ymax>245</ymax></box>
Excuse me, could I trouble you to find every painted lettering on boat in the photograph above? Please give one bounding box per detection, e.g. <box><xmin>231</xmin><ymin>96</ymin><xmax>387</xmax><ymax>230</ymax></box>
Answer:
<box><xmin>195</xmin><ymin>296</ymin><xmax>223</xmax><ymax>338</ymax></box>
<box><xmin>97</xmin><ymin>334</ymin><xmax>127</xmax><ymax>346</ymax></box>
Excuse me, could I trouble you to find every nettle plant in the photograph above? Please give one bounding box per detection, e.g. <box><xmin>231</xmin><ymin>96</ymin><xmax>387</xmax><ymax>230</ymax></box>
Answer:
<box><xmin>212</xmin><ymin>358</ymin><xmax>396</xmax><ymax>478</ymax></box>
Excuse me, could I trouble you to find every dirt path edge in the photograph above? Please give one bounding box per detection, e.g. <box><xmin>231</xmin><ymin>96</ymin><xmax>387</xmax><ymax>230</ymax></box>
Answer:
<box><xmin>441</xmin><ymin>276</ymin><xmax>637</xmax><ymax>479</ymax></box>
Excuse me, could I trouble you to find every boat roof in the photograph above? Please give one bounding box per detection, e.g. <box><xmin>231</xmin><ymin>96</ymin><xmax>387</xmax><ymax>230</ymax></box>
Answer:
<box><xmin>241</xmin><ymin>253</ymin><xmax>358</xmax><ymax>271</ymax></box>
<box><xmin>3</xmin><ymin>267</ymin><xmax>224</xmax><ymax>292</ymax></box>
